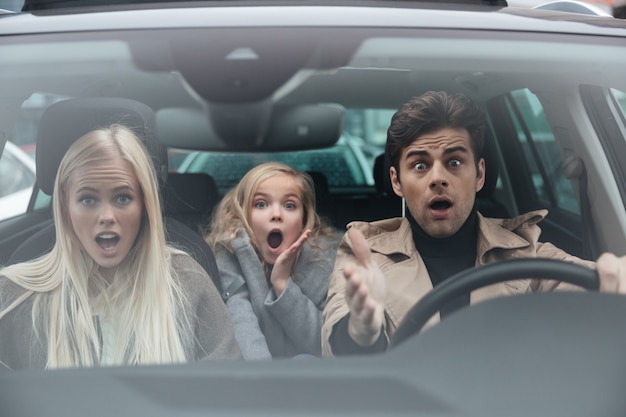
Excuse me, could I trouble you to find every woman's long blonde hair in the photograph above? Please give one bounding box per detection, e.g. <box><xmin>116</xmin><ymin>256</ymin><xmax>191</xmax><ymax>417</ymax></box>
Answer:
<box><xmin>0</xmin><ymin>125</ymin><xmax>192</xmax><ymax>368</ymax></box>
<box><xmin>206</xmin><ymin>162</ymin><xmax>335</xmax><ymax>260</ymax></box>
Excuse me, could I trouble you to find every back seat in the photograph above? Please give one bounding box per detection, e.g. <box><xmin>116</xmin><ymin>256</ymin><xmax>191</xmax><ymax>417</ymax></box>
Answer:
<box><xmin>163</xmin><ymin>172</ymin><xmax>219</xmax><ymax>234</ymax></box>
<box><xmin>309</xmin><ymin>146</ymin><xmax>509</xmax><ymax>231</ymax></box>
<box><xmin>307</xmin><ymin>155</ymin><xmax>403</xmax><ymax>230</ymax></box>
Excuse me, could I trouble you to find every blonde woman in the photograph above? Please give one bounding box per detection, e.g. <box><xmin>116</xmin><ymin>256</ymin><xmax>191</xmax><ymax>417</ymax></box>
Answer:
<box><xmin>206</xmin><ymin>162</ymin><xmax>340</xmax><ymax>360</ymax></box>
<box><xmin>0</xmin><ymin>125</ymin><xmax>241</xmax><ymax>370</ymax></box>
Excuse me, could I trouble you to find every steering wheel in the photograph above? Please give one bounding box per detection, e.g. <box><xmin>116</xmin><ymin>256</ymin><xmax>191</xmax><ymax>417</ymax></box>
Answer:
<box><xmin>389</xmin><ymin>258</ymin><xmax>599</xmax><ymax>349</ymax></box>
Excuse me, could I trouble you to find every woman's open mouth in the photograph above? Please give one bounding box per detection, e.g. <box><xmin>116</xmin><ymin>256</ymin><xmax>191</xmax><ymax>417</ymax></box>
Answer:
<box><xmin>96</xmin><ymin>233</ymin><xmax>120</xmax><ymax>252</ymax></box>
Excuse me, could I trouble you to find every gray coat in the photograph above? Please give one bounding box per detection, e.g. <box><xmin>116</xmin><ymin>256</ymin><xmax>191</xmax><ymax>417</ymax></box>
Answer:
<box><xmin>217</xmin><ymin>230</ymin><xmax>339</xmax><ymax>360</ymax></box>
<box><xmin>0</xmin><ymin>253</ymin><xmax>242</xmax><ymax>370</ymax></box>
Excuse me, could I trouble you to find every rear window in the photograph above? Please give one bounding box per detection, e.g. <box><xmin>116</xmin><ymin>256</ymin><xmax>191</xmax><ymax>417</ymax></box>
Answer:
<box><xmin>172</xmin><ymin>109</ymin><xmax>394</xmax><ymax>195</ymax></box>
<box><xmin>176</xmin><ymin>139</ymin><xmax>369</xmax><ymax>195</ymax></box>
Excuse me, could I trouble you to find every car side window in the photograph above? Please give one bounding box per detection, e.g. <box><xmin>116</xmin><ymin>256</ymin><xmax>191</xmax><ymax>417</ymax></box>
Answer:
<box><xmin>0</xmin><ymin>93</ymin><xmax>64</xmax><ymax>221</ymax></box>
<box><xmin>0</xmin><ymin>142</ymin><xmax>36</xmax><ymax>221</ymax></box>
<box><xmin>0</xmin><ymin>145</ymin><xmax>34</xmax><ymax>196</ymax></box>
<box><xmin>505</xmin><ymin>88</ymin><xmax>581</xmax><ymax>215</ymax></box>
<box><xmin>611</xmin><ymin>88</ymin><xmax>626</xmax><ymax>119</ymax></box>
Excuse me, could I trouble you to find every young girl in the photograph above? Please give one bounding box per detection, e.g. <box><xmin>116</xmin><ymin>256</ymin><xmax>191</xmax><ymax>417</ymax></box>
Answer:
<box><xmin>0</xmin><ymin>125</ymin><xmax>241</xmax><ymax>370</ymax></box>
<box><xmin>206</xmin><ymin>162</ymin><xmax>339</xmax><ymax>360</ymax></box>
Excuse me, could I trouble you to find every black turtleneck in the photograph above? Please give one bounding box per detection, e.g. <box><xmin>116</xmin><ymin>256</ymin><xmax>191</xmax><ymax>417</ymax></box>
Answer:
<box><xmin>407</xmin><ymin>207</ymin><xmax>478</xmax><ymax>317</ymax></box>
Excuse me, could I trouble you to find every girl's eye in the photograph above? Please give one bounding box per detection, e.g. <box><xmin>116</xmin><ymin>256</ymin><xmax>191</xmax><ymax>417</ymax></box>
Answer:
<box><xmin>413</xmin><ymin>162</ymin><xmax>427</xmax><ymax>171</ymax></box>
<box><xmin>449</xmin><ymin>159</ymin><xmax>462</xmax><ymax>168</ymax></box>
<box><xmin>284</xmin><ymin>202</ymin><xmax>296</xmax><ymax>210</ymax></box>
<box><xmin>254</xmin><ymin>201</ymin><xmax>267</xmax><ymax>209</ymax></box>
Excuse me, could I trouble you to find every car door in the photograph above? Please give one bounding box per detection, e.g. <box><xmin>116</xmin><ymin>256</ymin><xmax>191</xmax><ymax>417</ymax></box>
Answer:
<box><xmin>0</xmin><ymin>95</ymin><xmax>56</xmax><ymax>265</ymax></box>
<box><xmin>487</xmin><ymin>88</ymin><xmax>586</xmax><ymax>259</ymax></box>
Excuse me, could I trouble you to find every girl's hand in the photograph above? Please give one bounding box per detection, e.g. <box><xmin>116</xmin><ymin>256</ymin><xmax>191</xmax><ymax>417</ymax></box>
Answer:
<box><xmin>270</xmin><ymin>229</ymin><xmax>312</xmax><ymax>296</ymax></box>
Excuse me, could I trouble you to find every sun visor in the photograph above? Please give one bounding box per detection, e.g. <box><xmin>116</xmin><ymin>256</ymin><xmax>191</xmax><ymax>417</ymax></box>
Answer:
<box><xmin>157</xmin><ymin>103</ymin><xmax>344</xmax><ymax>151</ymax></box>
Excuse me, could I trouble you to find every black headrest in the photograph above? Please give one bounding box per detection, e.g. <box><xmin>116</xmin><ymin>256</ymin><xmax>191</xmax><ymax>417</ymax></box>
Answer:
<box><xmin>476</xmin><ymin>129</ymin><xmax>499</xmax><ymax>199</ymax></box>
<box><xmin>36</xmin><ymin>97</ymin><xmax>167</xmax><ymax>195</ymax></box>
<box><xmin>373</xmin><ymin>153</ymin><xmax>395</xmax><ymax>197</ymax></box>
<box><xmin>164</xmin><ymin>173</ymin><xmax>218</xmax><ymax>216</ymax></box>
<box><xmin>306</xmin><ymin>171</ymin><xmax>330</xmax><ymax>202</ymax></box>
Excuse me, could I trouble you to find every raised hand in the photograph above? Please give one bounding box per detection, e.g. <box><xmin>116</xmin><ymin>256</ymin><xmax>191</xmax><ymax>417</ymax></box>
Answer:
<box><xmin>270</xmin><ymin>229</ymin><xmax>312</xmax><ymax>296</ymax></box>
<box><xmin>343</xmin><ymin>227</ymin><xmax>387</xmax><ymax>347</ymax></box>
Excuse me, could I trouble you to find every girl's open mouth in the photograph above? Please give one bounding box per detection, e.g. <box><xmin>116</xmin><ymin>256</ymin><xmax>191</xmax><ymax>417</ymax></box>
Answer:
<box><xmin>267</xmin><ymin>231</ymin><xmax>283</xmax><ymax>249</ymax></box>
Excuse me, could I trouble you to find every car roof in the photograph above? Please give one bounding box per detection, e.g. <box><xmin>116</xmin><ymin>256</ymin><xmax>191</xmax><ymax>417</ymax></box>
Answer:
<box><xmin>0</xmin><ymin>1</ymin><xmax>624</xmax><ymax>34</ymax></box>
<box><xmin>533</xmin><ymin>0</ymin><xmax>614</xmax><ymax>15</ymax></box>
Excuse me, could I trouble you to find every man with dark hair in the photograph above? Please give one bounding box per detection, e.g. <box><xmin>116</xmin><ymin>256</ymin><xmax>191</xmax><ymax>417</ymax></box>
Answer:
<box><xmin>322</xmin><ymin>91</ymin><xmax>626</xmax><ymax>356</ymax></box>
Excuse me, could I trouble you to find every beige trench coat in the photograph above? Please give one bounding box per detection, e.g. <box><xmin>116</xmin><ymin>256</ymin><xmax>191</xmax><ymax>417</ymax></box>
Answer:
<box><xmin>321</xmin><ymin>210</ymin><xmax>595</xmax><ymax>357</ymax></box>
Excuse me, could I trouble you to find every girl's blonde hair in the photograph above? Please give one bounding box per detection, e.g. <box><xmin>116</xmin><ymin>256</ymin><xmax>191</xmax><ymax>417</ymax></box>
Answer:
<box><xmin>206</xmin><ymin>162</ymin><xmax>334</xmax><ymax>256</ymax></box>
<box><xmin>0</xmin><ymin>125</ymin><xmax>192</xmax><ymax>368</ymax></box>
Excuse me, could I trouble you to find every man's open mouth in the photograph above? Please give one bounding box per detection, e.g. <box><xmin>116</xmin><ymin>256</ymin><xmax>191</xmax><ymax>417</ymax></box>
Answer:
<box><xmin>430</xmin><ymin>201</ymin><xmax>452</xmax><ymax>211</ymax></box>
<box><xmin>267</xmin><ymin>231</ymin><xmax>283</xmax><ymax>249</ymax></box>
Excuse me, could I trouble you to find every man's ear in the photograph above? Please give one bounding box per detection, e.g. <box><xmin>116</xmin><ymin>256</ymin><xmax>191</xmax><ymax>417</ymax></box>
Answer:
<box><xmin>390</xmin><ymin>166</ymin><xmax>404</xmax><ymax>198</ymax></box>
<box><xmin>476</xmin><ymin>157</ymin><xmax>486</xmax><ymax>193</ymax></box>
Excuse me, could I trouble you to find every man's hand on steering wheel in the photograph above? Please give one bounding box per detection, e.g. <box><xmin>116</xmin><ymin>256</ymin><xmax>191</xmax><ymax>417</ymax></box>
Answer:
<box><xmin>597</xmin><ymin>252</ymin><xmax>626</xmax><ymax>294</ymax></box>
<box><xmin>390</xmin><ymin>253</ymin><xmax>626</xmax><ymax>349</ymax></box>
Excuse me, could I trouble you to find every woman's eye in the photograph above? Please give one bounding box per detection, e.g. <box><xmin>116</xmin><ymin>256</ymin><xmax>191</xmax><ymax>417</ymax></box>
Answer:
<box><xmin>449</xmin><ymin>159</ymin><xmax>462</xmax><ymax>168</ymax></box>
<box><xmin>117</xmin><ymin>195</ymin><xmax>132</xmax><ymax>205</ymax></box>
<box><xmin>80</xmin><ymin>197</ymin><xmax>95</xmax><ymax>206</ymax></box>
<box><xmin>414</xmin><ymin>162</ymin><xmax>427</xmax><ymax>171</ymax></box>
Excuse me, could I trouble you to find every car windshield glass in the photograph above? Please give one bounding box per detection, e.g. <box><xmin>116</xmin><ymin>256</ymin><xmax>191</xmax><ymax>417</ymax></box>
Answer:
<box><xmin>1</xmin><ymin>3</ymin><xmax>626</xmax><ymax>416</ymax></box>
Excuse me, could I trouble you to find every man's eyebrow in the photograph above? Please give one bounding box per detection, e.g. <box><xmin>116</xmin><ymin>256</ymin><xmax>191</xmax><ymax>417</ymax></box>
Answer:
<box><xmin>405</xmin><ymin>149</ymin><xmax>430</xmax><ymax>159</ymax></box>
<box><xmin>404</xmin><ymin>145</ymin><xmax>469</xmax><ymax>159</ymax></box>
<box><xmin>443</xmin><ymin>146</ymin><xmax>470</xmax><ymax>155</ymax></box>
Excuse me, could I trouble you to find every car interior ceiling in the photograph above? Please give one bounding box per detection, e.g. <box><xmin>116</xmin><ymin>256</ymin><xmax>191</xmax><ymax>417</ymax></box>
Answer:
<box><xmin>2</xmin><ymin>24</ymin><xmax>624</xmax><ymax>263</ymax></box>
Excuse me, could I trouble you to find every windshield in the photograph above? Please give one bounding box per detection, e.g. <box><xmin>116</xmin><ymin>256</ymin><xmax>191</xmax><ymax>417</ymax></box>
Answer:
<box><xmin>1</xmin><ymin>3</ymin><xmax>626</xmax><ymax>416</ymax></box>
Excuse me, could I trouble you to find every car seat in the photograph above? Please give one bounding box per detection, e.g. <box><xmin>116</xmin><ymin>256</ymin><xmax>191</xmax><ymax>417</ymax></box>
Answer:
<box><xmin>305</xmin><ymin>170</ymin><xmax>337</xmax><ymax>225</ymax></box>
<box><xmin>372</xmin><ymin>153</ymin><xmax>404</xmax><ymax>219</ymax></box>
<box><xmin>8</xmin><ymin>97</ymin><xmax>222</xmax><ymax>292</ymax></box>
<box><xmin>163</xmin><ymin>172</ymin><xmax>219</xmax><ymax>234</ymax></box>
<box><xmin>476</xmin><ymin>130</ymin><xmax>509</xmax><ymax>218</ymax></box>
